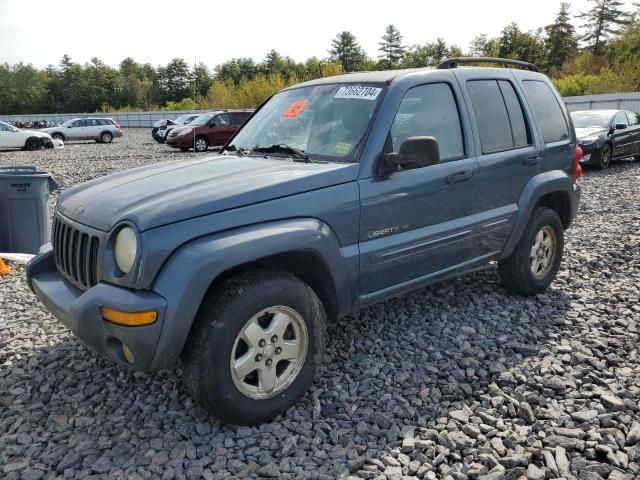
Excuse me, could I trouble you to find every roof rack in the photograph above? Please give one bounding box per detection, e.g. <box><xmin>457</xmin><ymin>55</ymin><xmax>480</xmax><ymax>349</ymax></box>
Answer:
<box><xmin>437</xmin><ymin>57</ymin><xmax>539</xmax><ymax>72</ymax></box>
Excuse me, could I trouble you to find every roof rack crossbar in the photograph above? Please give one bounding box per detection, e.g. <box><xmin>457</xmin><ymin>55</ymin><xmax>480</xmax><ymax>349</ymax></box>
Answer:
<box><xmin>437</xmin><ymin>57</ymin><xmax>539</xmax><ymax>72</ymax></box>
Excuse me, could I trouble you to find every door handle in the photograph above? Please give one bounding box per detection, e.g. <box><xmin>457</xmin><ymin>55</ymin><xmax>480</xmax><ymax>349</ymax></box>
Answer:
<box><xmin>445</xmin><ymin>171</ymin><xmax>473</xmax><ymax>184</ymax></box>
<box><xmin>523</xmin><ymin>155</ymin><xmax>540</xmax><ymax>166</ymax></box>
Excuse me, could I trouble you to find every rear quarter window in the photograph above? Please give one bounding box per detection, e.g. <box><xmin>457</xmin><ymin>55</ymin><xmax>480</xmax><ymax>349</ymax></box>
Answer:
<box><xmin>522</xmin><ymin>80</ymin><xmax>569</xmax><ymax>144</ymax></box>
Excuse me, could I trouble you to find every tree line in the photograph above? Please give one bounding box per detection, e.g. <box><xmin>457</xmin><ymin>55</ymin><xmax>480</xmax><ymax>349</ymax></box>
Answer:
<box><xmin>1</xmin><ymin>0</ymin><xmax>639</xmax><ymax>115</ymax></box>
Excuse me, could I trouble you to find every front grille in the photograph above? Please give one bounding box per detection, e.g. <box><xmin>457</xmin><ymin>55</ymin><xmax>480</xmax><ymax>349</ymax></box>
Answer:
<box><xmin>52</xmin><ymin>215</ymin><xmax>100</xmax><ymax>289</ymax></box>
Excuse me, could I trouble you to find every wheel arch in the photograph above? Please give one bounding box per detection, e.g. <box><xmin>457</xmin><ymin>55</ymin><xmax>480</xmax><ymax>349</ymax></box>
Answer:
<box><xmin>148</xmin><ymin>218</ymin><xmax>355</xmax><ymax>370</ymax></box>
<box><xmin>499</xmin><ymin>171</ymin><xmax>578</xmax><ymax>260</ymax></box>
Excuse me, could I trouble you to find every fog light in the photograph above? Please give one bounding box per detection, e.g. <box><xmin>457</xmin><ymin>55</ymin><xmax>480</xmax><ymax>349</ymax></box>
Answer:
<box><xmin>122</xmin><ymin>344</ymin><xmax>135</xmax><ymax>364</ymax></box>
<box><xmin>101</xmin><ymin>307</ymin><xmax>157</xmax><ymax>326</ymax></box>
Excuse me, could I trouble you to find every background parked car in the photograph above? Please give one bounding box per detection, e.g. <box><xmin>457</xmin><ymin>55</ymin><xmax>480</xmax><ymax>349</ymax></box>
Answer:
<box><xmin>0</xmin><ymin>120</ymin><xmax>63</xmax><ymax>150</ymax></box>
<box><xmin>571</xmin><ymin>109</ymin><xmax>640</xmax><ymax>169</ymax></box>
<box><xmin>166</xmin><ymin>110</ymin><xmax>253</xmax><ymax>152</ymax></box>
<box><xmin>41</xmin><ymin>117</ymin><xmax>123</xmax><ymax>143</ymax></box>
<box><xmin>152</xmin><ymin>114</ymin><xmax>199</xmax><ymax>143</ymax></box>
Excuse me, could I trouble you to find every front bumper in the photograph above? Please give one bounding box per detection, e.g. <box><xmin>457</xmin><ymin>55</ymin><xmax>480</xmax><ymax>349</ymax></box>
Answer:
<box><xmin>578</xmin><ymin>142</ymin><xmax>600</xmax><ymax>165</ymax></box>
<box><xmin>26</xmin><ymin>244</ymin><xmax>167</xmax><ymax>371</ymax></box>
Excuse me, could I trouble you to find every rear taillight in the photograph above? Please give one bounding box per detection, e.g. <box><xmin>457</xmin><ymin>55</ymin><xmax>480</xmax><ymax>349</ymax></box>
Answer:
<box><xmin>573</xmin><ymin>145</ymin><xmax>583</xmax><ymax>182</ymax></box>
<box><xmin>114</xmin><ymin>122</ymin><xmax>121</xmax><ymax>129</ymax></box>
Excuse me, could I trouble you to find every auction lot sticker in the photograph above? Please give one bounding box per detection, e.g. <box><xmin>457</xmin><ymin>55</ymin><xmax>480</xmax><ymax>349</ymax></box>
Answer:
<box><xmin>334</xmin><ymin>86</ymin><xmax>382</xmax><ymax>100</ymax></box>
<box><xmin>282</xmin><ymin>100</ymin><xmax>309</xmax><ymax>119</ymax></box>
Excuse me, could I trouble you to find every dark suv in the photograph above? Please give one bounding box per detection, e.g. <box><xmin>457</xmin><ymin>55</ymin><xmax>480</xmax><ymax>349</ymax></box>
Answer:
<box><xmin>27</xmin><ymin>58</ymin><xmax>581</xmax><ymax>425</ymax></box>
<box><xmin>166</xmin><ymin>110</ymin><xmax>253</xmax><ymax>152</ymax></box>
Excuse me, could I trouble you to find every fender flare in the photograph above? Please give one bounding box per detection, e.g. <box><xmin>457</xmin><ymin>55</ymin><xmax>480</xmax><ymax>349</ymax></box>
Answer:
<box><xmin>500</xmin><ymin>171</ymin><xmax>577</xmax><ymax>259</ymax></box>
<box><xmin>149</xmin><ymin>218</ymin><xmax>355</xmax><ymax>370</ymax></box>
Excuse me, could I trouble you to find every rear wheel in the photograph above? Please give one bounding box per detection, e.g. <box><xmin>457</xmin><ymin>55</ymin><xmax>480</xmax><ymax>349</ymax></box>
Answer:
<box><xmin>182</xmin><ymin>270</ymin><xmax>326</xmax><ymax>425</ymax></box>
<box><xmin>498</xmin><ymin>207</ymin><xmax>564</xmax><ymax>296</ymax></box>
<box><xmin>100</xmin><ymin>131</ymin><xmax>113</xmax><ymax>143</ymax></box>
<box><xmin>25</xmin><ymin>137</ymin><xmax>43</xmax><ymax>151</ymax></box>
<box><xmin>194</xmin><ymin>136</ymin><xmax>208</xmax><ymax>152</ymax></box>
<box><xmin>597</xmin><ymin>143</ymin><xmax>612</xmax><ymax>170</ymax></box>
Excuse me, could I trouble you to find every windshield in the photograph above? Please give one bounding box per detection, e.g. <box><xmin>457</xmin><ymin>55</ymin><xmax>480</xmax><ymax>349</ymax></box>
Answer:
<box><xmin>571</xmin><ymin>111</ymin><xmax>613</xmax><ymax>129</ymax></box>
<box><xmin>228</xmin><ymin>83</ymin><xmax>385</xmax><ymax>162</ymax></box>
<box><xmin>190</xmin><ymin>113</ymin><xmax>214</xmax><ymax>126</ymax></box>
<box><xmin>173</xmin><ymin>114</ymin><xmax>190</xmax><ymax>124</ymax></box>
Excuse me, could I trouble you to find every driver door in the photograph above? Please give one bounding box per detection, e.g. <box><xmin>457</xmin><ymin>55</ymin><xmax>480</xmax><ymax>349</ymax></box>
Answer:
<box><xmin>358</xmin><ymin>82</ymin><xmax>481</xmax><ymax>294</ymax></box>
<box><xmin>66</xmin><ymin>119</ymin><xmax>86</xmax><ymax>139</ymax></box>
<box><xmin>207</xmin><ymin>113</ymin><xmax>233</xmax><ymax>146</ymax></box>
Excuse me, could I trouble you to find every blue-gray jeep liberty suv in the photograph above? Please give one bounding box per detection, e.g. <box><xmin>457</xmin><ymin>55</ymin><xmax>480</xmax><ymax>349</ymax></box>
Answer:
<box><xmin>27</xmin><ymin>58</ymin><xmax>582</xmax><ymax>425</ymax></box>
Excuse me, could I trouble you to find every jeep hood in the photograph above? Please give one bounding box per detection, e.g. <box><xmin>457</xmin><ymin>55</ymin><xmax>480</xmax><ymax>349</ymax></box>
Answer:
<box><xmin>58</xmin><ymin>154</ymin><xmax>358</xmax><ymax>231</ymax></box>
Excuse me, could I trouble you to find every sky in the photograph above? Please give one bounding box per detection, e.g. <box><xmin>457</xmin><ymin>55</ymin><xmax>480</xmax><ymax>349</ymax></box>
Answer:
<box><xmin>0</xmin><ymin>0</ymin><xmax>635</xmax><ymax>70</ymax></box>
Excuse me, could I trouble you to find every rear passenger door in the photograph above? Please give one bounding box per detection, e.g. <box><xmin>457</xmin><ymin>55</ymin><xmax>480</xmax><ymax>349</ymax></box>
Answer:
<box><xmin>86</xmin><ymin>119</ymin><xmax>101</xmax><ymax>139</ymax></box>
<box><xmin>464</xmin><ymin>78</ymin><xmax>540</xmax><ymax>209</ymax></box>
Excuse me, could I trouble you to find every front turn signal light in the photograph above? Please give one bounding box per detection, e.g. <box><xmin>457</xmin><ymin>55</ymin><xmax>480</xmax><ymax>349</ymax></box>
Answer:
<box><xmin>101</xmin><ymin>307</ymin><xmax>157</xmax><ymax>326</ymax></box>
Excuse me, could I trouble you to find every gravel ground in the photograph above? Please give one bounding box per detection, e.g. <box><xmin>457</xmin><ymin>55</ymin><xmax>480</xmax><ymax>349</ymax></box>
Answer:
<box><xmin>1</xmin><ymin>129</ymin><xmax>640</xmax><ymax>480</ymax></box>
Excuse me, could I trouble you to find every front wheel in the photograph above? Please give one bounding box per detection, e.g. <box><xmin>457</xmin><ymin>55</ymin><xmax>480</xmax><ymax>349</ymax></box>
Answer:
<box><xmin>182</xmin><ymin>271</ymin><xmax>326</xmax><ymax>425</ymax></box>
<box><xmin>51</xmin><ymin>133</ymin><xmax>64</xmax><ymax>141</ymax></box>
<box><xmin>498</xmin><ymin>207</ymin><xmax>564</xmax><ymax>296</ymax></box>
<box><xmin>25</xmin><ymin>137</ymin><xmax>43</xmax><ymax>151</ymax></box>
<box><xmin>194</xmin><ymin>136</ymin><xmax>208</xmax><ymax>152</ymax></box>
<box><xmin>597</xmin><ymin>143</ymin><xmax>612</xmax><ymax>170</ymax></box>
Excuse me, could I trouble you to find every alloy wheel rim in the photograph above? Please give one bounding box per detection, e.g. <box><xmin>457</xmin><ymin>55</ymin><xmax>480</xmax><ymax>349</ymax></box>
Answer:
<box><xmin>195</xmin><ymin>139</ymin><xmax>207</xmax><ymax>151</ymax></box>
<box><xmin>602</xmin><ymin>147</ymin><xmax>611</xmax><ymax>167</ymax></box>
<box><xmin>103</xmin><ymin>133</ymin><xmax>111</xmax><ymax>142</ymax></box>
<box><xmin>230</xmin><ymin>306</ymin><xmax>308</xmax><ymax>400</ymax></box>
<box><xmin>530</xmin><ymin>225</ymin><xmax>556</xmax><ymax>279</ymax></box>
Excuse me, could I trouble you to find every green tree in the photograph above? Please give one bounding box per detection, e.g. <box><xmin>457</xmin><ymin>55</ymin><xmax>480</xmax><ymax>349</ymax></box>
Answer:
<box><xmin>329</xmin><ymin>31</ymin><xmax>366</xmax><ymax>72</ymax></box>
<box><xmin>193</xmin><ymin>62</ymin><xmax>213</xmax><ymax>98</ymax></box>
<box><xmin>469</xmin><ymin>34</ymin><xmax>500</xmax><ymax>57</ymax></box>
<box><xmin>378</xmin><ymin>24</ymin><xmax>406</xmax><ymax>68</ymax></box>
<box><xmin>400</xmin><ymin>39</ymin><xmax>459</xmax><ymax>68</ymax></box>
<box><xmin>497</xmin><ymin>23</ymin><xmax>546</xmax><ymax>65</ymax></box>
<box><xmin>545</xmin><ymin>2</ymin><xmax>578</xmax><ymax>71</ymax></box>
<box><xmin>159</xmin><ymin>58</ymin><xmax>193</xmax><ymax>102</ymax></box>
<box><xmin>578</xmin><ymin>0</ymin><xmax>630</xmax><ymax>55</ymax></box>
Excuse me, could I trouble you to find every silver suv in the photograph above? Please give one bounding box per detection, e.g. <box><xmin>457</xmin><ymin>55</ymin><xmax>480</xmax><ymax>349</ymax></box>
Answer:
<box><xmin>42</xmin><ymin>117</ymin><xmax>123</xmax><ymax>143</ymax></box>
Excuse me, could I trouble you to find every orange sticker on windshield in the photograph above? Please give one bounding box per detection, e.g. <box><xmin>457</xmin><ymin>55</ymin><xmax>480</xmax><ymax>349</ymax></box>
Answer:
<box><xmin>282</xmin><ymin>100</ymin><xmax>308</xmax><ymax>119</ymax></box>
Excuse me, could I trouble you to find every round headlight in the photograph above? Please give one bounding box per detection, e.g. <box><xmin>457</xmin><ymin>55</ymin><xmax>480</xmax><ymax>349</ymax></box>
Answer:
<box><xmin>115</xmin><ymin>227</ymin><xmax>137</xmax><ymax>274</ymax></box>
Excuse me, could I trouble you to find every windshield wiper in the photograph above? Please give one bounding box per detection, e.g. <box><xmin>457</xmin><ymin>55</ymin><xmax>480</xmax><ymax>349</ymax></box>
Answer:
<box><xmin>251</xmin><ymin>144</ymin><xmax>314</xmax><ymax>163</ymax></box>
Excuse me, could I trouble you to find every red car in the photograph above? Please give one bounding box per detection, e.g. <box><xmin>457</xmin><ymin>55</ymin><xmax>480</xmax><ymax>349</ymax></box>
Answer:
<box><xmin>166</xmin><ymin>110</ymin><xmax>253</xmax><ymax>152</ymax></box>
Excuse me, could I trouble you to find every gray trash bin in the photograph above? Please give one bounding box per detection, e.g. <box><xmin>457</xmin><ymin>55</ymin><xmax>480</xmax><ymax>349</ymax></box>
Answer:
<box><xmin>0</xmin><ymin>166</ymin><xmax>58</xmax><ymax>254</ymax></box>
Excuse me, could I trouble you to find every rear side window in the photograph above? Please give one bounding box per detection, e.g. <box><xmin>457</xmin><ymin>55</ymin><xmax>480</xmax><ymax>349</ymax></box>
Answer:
<box><xmin>467</xmin><ymin>80</ymin><xmax>516</xmax><ymax>153</ymax></box>
<box><xmin>498</xmin><ymin>81</ymin><xmax>529</xmax><ymax>147</ymax></box>
<box><xmin>389</xmin><ymin>82</ymin><xmax>465</xmax><ymax>162</ymax></box>
<box><xmin>522</xmin><ymin>80</ymin><xmax>569</xmax><ymax>143</ymax></box>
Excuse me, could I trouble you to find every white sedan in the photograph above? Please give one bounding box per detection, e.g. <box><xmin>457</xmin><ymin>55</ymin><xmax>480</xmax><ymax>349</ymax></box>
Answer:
<box><xmin>0</xmin><ymin>121</ymin><xmax>63</xmax><ymax>150</ymax></box>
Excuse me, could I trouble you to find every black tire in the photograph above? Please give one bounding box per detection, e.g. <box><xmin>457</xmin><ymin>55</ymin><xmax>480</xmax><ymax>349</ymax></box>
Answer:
<box><xmin>597</xmin><ymin>143</ymin><xmax>612</xmax><ymax>170</ymax></box>
<box><xmin>634</xmin><ymin>155</ymin><xmax>640</xmax><ymax>162</ymax></box>
<box><xmin>25</xmin><ymin>137</ymin><xmax>43</xmax><ymax>151</ymax></box>
<box><xmin>194</xmin><ymin>136</ymin><xmax>208</xmax><ymax>152</ymax></box>
<box><xmin>498</xmin><ymin>207</ymin><xmax>564</xmax><ymax>296</ymax></box>
<box><xmin>182</xmin><ymin>270</ymin><xmax>326</xmax><ymax>425</ymax></box>
<box><xmin>100</xmin><ymin>131</ymin><xmax>113</xmax><ymax>143</ymax></box>
<box><xmin>51</xmin><ymin>132</ymin><xmax>64</xmax><ymax>141</ymax></box>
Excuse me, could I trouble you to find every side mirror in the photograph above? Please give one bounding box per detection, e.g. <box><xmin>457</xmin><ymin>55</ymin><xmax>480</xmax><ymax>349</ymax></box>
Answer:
<box><xmin>384</xmin><ymin>136</ymin><xmax>440</xmax><ymax>172</ymax></box>
<box><xmin>615</xmin><ymin>123</ymin><xmax>627</xmax><ymax>130</ymax></box>
<box><xmin>67</xmin><ymin>125</ymin><xmax>72</xmax><ymax>128</ymax></box>
<box><xmin>210</xmin><ymin>122</ymin><xmax>217</xmax><ymax>127</ymax></box>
